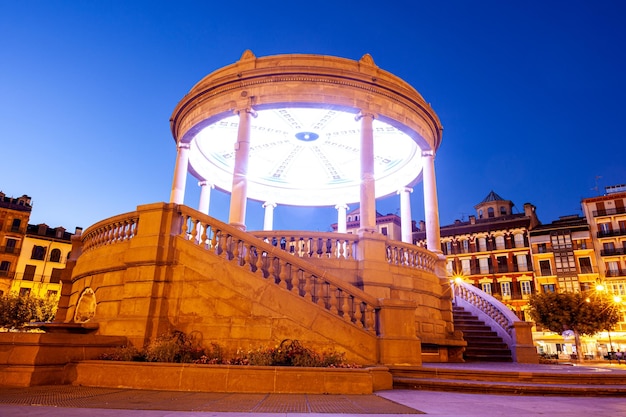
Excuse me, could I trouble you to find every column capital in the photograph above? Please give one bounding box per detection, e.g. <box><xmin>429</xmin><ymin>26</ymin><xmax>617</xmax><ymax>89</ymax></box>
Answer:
<box><xmin>335</xmin><ymin>203</ymin><xmax>349</xmax><ymax>211</ymax></box>
<box><xmin>421</xmin><ymin>149</ymin><xmax>435</xmax><ymax>158</ymax></box>
<box><xmin>262</xmin><ymin>201</ymin><xmax>277</xmax><ymax>209</ymax></box>
<box><xmin>177</xmin><ymin>142</ymin><xmax>191</xmax><ymax>150</ymax></box>
<box><xmin>397</xmin><ymin>187</ymin><xmax>413</xmax><ymax>195</ymax></box>
<box><xmin>198</xmin><ymin>180</ymin><xmax>214</xmax><ymax>189</ymax></box>
<box><xmin>355</xmin><ymin>111</ymin><xmax>377</xmax><ymax>121</ymax></box>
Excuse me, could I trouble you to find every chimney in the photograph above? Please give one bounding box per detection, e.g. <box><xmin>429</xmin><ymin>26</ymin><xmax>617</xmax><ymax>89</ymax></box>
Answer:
<box><xmin>419</xmin><ymin>220</ymin><xmax>426</xmax><ymax>232</ymax></box>
<box><xmin>469</xmin><ymin>215</ymin><xmax>476</xmax><ymax>224</ymax></box>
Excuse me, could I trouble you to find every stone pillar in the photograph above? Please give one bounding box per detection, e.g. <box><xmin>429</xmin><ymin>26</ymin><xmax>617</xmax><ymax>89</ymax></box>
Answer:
<box><xmin>397</xmin><ymin>187</ymin><xmax>413</xmax><ymax>243</ymax></box>
<box><xmin>422</xmin><ymin>149</ymin><xmax>441</xmax><ymax>253</ymax></box>
<box><xmin>356</xmin><ymin>111</ymin><xmax>377</xmax><ymax>233</ymax></box>
<box><xmin>169</xmin><ymin>142</ymin><xmax>190</xmax><ymax>204</ymax></box>
<box><xmin>262</xmin><ymin>202</ymin><xmax>276</xmax><ymax>231</ymax></box>
<box><xmin>335</xmin><ymin>203</ymin><xmax>349</xmax><ymax>233</ymax></box>
<box><xmin>198</xmin><ymin>181</ymin><xmax>214</xmax><ymax>215</ymax></box>
<box><xmin>228</xmin><ymin>107</ymin><xmax>255</xmax><ymax>230</ymax></box>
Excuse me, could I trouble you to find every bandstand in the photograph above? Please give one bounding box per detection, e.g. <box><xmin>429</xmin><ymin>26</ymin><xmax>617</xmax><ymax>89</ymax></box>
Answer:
<box><xmin>169</xmin><ymin>50</ymin><xmax>443</xmax><ymax>247</ymax></box>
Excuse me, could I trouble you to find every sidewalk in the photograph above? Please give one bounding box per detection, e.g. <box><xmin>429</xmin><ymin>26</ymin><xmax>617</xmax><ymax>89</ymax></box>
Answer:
<box><xmin>1</xmin><ymin>362</ymin><xmax>625</xmax><ymax>416</ymax></box>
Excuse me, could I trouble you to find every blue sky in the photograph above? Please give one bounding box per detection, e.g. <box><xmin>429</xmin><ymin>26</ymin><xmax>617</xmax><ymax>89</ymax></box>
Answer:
<box><xmin>1</xmin><ymin>1</ymin><xmax>625</xmax><ymax>232</ymax></box>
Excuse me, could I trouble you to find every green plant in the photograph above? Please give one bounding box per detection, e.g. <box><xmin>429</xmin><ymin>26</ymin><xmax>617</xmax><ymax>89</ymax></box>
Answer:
<box><xmin>0</xmin><ymin>294</ymin><xmax>57</xmax><ymax>329</ymax></box>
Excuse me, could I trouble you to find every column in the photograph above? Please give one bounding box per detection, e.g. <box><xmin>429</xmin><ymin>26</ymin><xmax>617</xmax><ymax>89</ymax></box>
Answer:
<box><xmin>356</xmin><ymin>111</ymin><xmax>377</xmax><ymax>232</ymax></box>
<box><xmin>422</xmin><ymin>150</ymin><xmax>441</xmax><ymax>252</ymax></box>
<box><xmin>169</xmin><ymin>142</ymin><xmax>190</xmax><ymax>204</ymax></box>
<box><xmin>398</xmin><ymin>187</ymin><xmax>413</xmax><ymax>243</ymax></box>
<box><xmin>335</xmin><ymin>203</ymin><xmax>349</xmax><ymax>233</ymax></box>
<box><xmin>262</xmin><ymin>202</ymin><xmax>276</xmax><ymax>231</ymax></box>
<box><xmin>198</xmin><ymin>181</ymin><xmax>214</xmax><ymax>214</ymax></box>
<box><xmin>228</xmin><ymin>107</ymin><xmax>255</xmax><ymax>230</ymax></box>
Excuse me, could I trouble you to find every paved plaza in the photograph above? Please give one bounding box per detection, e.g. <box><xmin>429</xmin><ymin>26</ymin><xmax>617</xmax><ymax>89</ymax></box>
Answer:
<box><xmin>0</xmin><ymin>385</ymin><xmax>624</xmax><ymax>417</ymax></box>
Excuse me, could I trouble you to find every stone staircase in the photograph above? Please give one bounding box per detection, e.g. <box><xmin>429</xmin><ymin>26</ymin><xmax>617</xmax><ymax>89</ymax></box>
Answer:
<box><xmin>453</xmin><ymin>305</ymin><xmax>513</xmax><ymax>362</ymax></box>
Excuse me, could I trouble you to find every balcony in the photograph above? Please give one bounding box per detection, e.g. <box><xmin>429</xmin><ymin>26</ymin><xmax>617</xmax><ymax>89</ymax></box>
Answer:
<box><xmin>606</xmin><ymin>269</ymin><xmax>626</xmax><ymax>278</ymax></box>
<box><xmin>597</xmin><ymin>229</ymin><xmax>626</xmax><ymax>238</ymax></box>
<box><xmin>593</xmin><ymin>206</ymin><xmax>626</xmax><ymax>217</ymax></box>
<box><xmin>600</xmin><ymin>248</ymin><xmax>626</xmax><ymax>256</ymax></box>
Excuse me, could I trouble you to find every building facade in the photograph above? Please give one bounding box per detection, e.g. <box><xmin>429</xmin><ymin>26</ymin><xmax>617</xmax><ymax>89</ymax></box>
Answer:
<box><xmin>10</xmin><ymin>224</ymin><xmax>77</xmax><ymax>300</ymax></box>
<box><xmin>414</xmin><ymin>191</ymin><xmax>540</xmax><ymax>319</ymax></box>
<box><xmin>330</xmin><ymin>208</ymin><xmax>406</xmax><ymax>241</ymax></box>
<box><xmin>581</xmin><ymin>184</ymin><xmax>626</xmax><ymax>335</ymax></box>
<box><xmin>0</xmin><ymin>193</ymin><xmax>32</xmax><ymax>295</ymax></box>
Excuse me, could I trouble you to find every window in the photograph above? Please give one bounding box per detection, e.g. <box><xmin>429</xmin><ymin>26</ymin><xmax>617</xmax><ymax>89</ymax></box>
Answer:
<box><xmin>501</xmin><ymin>282</ymin><xmax>511</xmax><ymax>298</ymax></box>
<box><xmin>49</xmin><ymin>248</ymin><xmax>61</xmax><ymax>262</ymax></box>
<box><xmin>487</xmin><ymin>207</ymin><xmax>495</xmax><ymax>218</ymax></box>
<box><xmin>539</xmin><ymin>260</ymin><xmax>552</xmax><ymax>276</ymax></box>
<box><xmin>50</xmin><ymin>268</ymin><xmax>63</xmax><ymax>284</ymax></box>
<box><xmin>462</xmin><ymin>240</ymin><xmax>469</xmax><ymax>254</ymax></box>
<box><xmin>537</xmin><ymin>243</ymin><xmax>547</xmax><ymax>253</ymax></box>
<box><xmin>606</xmin><ymin>261</ymin><xmax>620</xmax><ymax>277</ymax></box>
<box><xmin>19</xmin><ymin>288</ymin><xmax>31</xmax><ymax>297</ymax></box>
<box><xmin>554</xmin><ymin>252</ymin><xmax>576</xmax><ymax>273</ymax></box>
<box><xmin>477</xmin><ymin>237</ymin><xmax>487</xmax><ymax>252</ymax></box>
<box><xmin>5</xmin><ymin>238</ymin><xmax>17</xmax><ymax>253</ymax></box>
<box><xmin>461</xmin><ymin>259</ymin><xmax>471</xmax><ymax>275</ymax></box>
<box><xmin>579</xmin><ymin>257</ymin><xmax>593</xmax><ymax>274</ymax></box>
<box><xmin>0</xmin><ymin>261</ymin><xmax>10</xmax><ymax>276</ymax></box>
<box><xmin>599</xmin><ymin>222</ymin><xmax>612</xmax><ymax>235</ymax></box>
<box><xmin>514</xmin><ymin>233</ymin><xmax>525</xmax><ymax>248</ymax></box>
<box><xmin>495</xmin><ymin>236</ymin><xmax>505</xmax><ymax>250</ymax></box>
<box><xmin>444</xmin><ymin>241</ymin><xmax>452</xmax><ymax>255</ymax></box>
<box><xmin>381</xmin><ymin>226</ymin><xmax>388</xmax><ymax>236</ymax></box>
<box><xmin>478</xmin><ymin>209</ymin><xmax>484</xmax><ymax>219</ymax></box>
<box><xmin>557</xmin><ymin>276</ymin><xmax>580</xmax><ymax>292</ymax></box>
<box><xmin>500</xmin><ymin>206</ymin><xmax>507</xmax><ymax>215</ymax></box>
<box><xmin>521</xmin><ymin>281</ymin><xmax>532</xmax><ymax>297</ymax></box>
<box><xmin>23</xmin><ymin>265</ymin><xmax>36</xmax><ymax>281</ymax></box>
<box><xmin>542</xmin><ymin>284</ymin><xmax>555</xmax><ymax>293</ymax></box>
<box><xmin>497</xmin><ymin>256</ymin><xmax>508</xmax><ymax>273</ymax></box>
<box><xmin>603</xmin><ymin>242</ymin><xmax>616</xmax><ymax>254</ymax></box>
<box><xmin>516</xmin><ymin>254</ymin><xmax>529</xmax><ymax>272</ymax></box>
<box><xmin>481</xmin><ymin>282</ymin><xmax>492</xmax><ymax>294</ymax></box>
<box><xmin>479</xmin><ymin>258</ymin><xmax>490</xmax><ymax>274</ymax></box>
<box><xmin>11</xmin><ymin>218</ymin><xmax>21</xmax><ymax>232</ymax></box>
<box><xmin>31</xmin><ymin>245</ymin><xmax>46</xmax><ymax>260</ymax></box>
<box><xmin>619</xmin><ymin>220</ymin><xmax>626</xmax><ymax>233</ymax></box>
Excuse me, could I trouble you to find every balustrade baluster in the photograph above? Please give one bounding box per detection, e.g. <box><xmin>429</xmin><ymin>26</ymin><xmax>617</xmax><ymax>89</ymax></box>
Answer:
<box><xmin>291</xmin><ymin>268</ymin><xmax>301</xmax><ymax>296</ymax></box>
<box><xmin>255</xmin><ymin>249</ymin><xmax>265</xmax><ymax>277</ymax></box>
<box><xmin>354</xmin><ymin>301</ymin><xmax>363</xmax><ymax>328</ymax></box>
<box><xmin>278</xmin><ymin>260</ymin><xmax>288</xmax><ymax>289</ymax></box>
<box><xmin>329</xmin><ymin>286</ymin><xmax>339</xmax><ymax>314</ymax></box>
<box><xmin>303</xmin><ymin>272</ymin><xmax>312</xmax><ymax>302</ymax></box>
<box><xmin>341</xmin><ymin>291</ymin><xmax>351</xmax><ymax>320</ymax></box>
<box><xmin>268</xmin><ymin>256</ymin><xmax>276</xmax><ymax>282</ymax></box>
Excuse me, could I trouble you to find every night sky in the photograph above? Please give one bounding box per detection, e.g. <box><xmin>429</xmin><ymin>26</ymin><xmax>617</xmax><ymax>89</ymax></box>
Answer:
<box><xmin>1</xmin><ymin>1</ymin><xmax>624</xmax><ymax>232</ymax></box>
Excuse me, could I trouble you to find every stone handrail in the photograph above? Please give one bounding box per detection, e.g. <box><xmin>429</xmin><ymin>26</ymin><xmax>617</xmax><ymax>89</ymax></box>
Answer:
<box><xmin>452</xmin><ymin>280</ymin><xmax>520</xmax><ymax>345</ymax></box>
<box><xmin>385</xmin><ymin>240</ymin><xmax>437</xmax><ymax>274</ymax></box>
<box><xmin>451</xmin><ymin>280</ymin><xmax>538</xmax><ymax>363</ymax></box>
<box><xmin>250</xmin><ymin>231</ymin><xmax>358</xmax><ymax>260</ymax></box>
<box><xmin>176</xmin><ymin>206</ymin><xmax>380</xmax><ymax>335</ymax></box>
<box><xmin>81</xmin><ymin>212</ymin><xmax>139</xmax><ymax>253</ymax></box>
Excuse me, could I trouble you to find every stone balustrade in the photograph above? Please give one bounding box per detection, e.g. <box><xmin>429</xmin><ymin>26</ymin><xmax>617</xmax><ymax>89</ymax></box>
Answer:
<box><xmin>81</xmin><ymin>213</ymin><xmax>139</xmax><ymax>253</ymax></box>
<box><xmin>385</xmin><ymin>240</ymin><xmax>437</xmax><ymax>274</ymax></box>
<box><xmin>177</xmin><ymin>207</ymin><xmax>379</xmax><ymax>335</ymax></box>
<box><xmin>250</xmin><ymin>231</ymin><xmax>358</xmax><ymax>260</ymax></box>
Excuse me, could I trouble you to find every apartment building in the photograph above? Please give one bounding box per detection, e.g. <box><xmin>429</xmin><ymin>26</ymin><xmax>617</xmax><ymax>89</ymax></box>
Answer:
<box><xmin>414</xmin><ymin>191</ymin><xmax>541</xmax><ymax>319</ymax></box>
<box><xmin>0</xmin><ymin>193</ymin><xmax>32</xmax><ymax>295</ymax></box>
<box><xmin>11</xmin><ymin>223</ymin><xmax>77</xmax><ymax>299</ymax></box>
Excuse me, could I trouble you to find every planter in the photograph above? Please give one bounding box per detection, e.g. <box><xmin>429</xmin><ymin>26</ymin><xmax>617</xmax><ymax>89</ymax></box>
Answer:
<box><xmin>66</xmin><ymin>361</ymin><xmax>392</xmax><ymax>394</ymax></box>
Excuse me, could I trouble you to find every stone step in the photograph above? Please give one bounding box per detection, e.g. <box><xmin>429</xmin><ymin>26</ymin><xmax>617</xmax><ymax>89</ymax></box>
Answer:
<box><xmin>389</xmin><ymin>364</ymin><xmax>626</xmax><ymax>396</ymax></box>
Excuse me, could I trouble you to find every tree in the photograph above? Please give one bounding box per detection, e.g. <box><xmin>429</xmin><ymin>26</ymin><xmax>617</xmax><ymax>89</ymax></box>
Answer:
<box><xmin>0</xmin><ymin>294</ymin><xmax>57</xmax><ymax>329</ymax></box>
<box><xmin>528</xmin><ymin>291</ymin><xmax>621</xmax><ymax>360</ymax></box>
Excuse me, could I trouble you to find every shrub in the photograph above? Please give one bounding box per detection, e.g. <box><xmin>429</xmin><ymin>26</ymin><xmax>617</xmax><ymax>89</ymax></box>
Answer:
<box><xmin>99</xmin><ymin>332</ymin><xmax>359</xmax><ymax>368</ymax></box>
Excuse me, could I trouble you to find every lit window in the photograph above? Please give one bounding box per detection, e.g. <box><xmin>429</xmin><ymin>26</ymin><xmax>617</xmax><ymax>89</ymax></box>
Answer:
<box><xmin>501</xmin><ymin>282</ymin><xmax>511</xmax><ymax>298</ymax></box>
<box><xmin>521</xmin><ymin>281</ymin><xmax>532</xmax><ymax>296</ymax></box>
<box><xmin>481</xmin><ymin>282</ymin><xmax>492</xmax><ymax>295</ymax></box>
